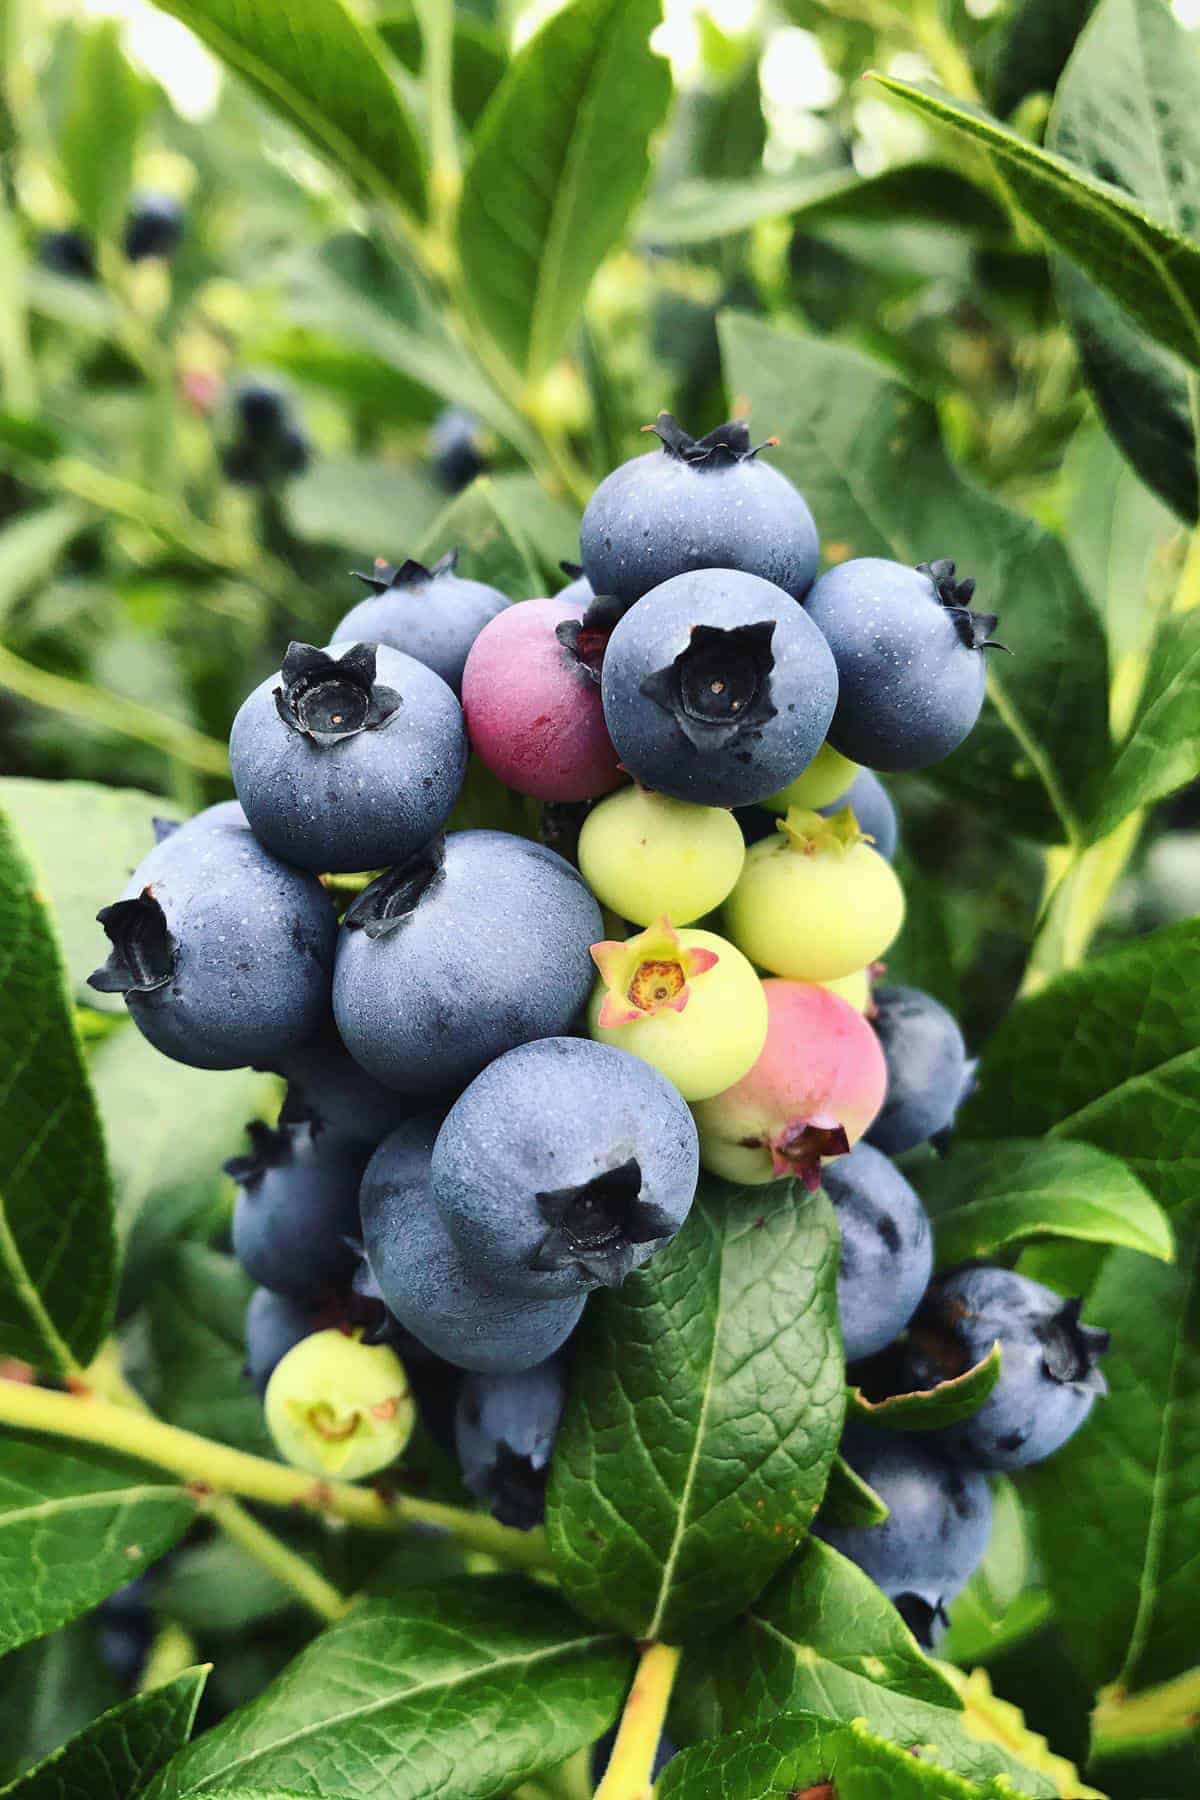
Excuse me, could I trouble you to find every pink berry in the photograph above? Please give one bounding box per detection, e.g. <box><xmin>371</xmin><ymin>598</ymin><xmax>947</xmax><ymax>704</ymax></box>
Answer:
<box><xmin>461</xmin><ymin>597</ymin><xmax>623</xmax><ymax>802</ymax></box>
<box><xmin>692</xmin><ymin>979</ymin><xmax>887</xmax><ymax>1190</ymax></box>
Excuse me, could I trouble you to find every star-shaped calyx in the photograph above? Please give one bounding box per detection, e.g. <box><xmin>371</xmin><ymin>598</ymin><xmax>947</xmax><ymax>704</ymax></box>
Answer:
<box><xmin>88</xmin><ymin>890</ymin><xmax>178</xmax><ymax>996</ymax></box>
<box><xmin>485</xmin><ymin>1445</ymin><xmax>550</xmax><ymax>1531</ymax></box>
<box><xmin>640</xmin><ymin>620</ymin><xmax>778</xmax><ymax>750</ymax></box>
<box><xmin>224</xmin><ymin>1119</ymin><xmax>295</xmax><ymax>1189</ymax></box>
<box><xmin>591</xmin><ymin>916</ymin><xmax>719</xmax><ymax>1029</ymax></box>
<box><xmin>351</xmin><ymin>549</ymin><xmax>459</xmax><ymax>595</ymax></box>
<box><xmin>273</xmin><ymin>642</ymin><xmax>402</xmax><ymax>746</ymax></box>
<box><xmin>1038</xmin><ymin>1297</ymin><xmax>1110</xmax><ymax>1393</ymax></box>
<box><xmin>553</xmin><ymin>592</ymin><xmax>627</xmax><ymax>684</ymax></box>
<box><xmin>342</xmin><ymin>838</ymin><xmax>446</xmax><ymax>940</ymax></box>
<box><xmin>764</xmin><ymin>1116</ymin><xmax>851</xmax><ymax>1191</ymax></box>
<box><xmin>917</xmin><ymin>558</ymin><xmax>1009</xmax><ymax>655</ymax></box>
<box><xmin>533</xmin><ymin>1157</ymin><xmax>672</xmax><ymax>1288</ymax></box>
<box><xmin>645</xmin><ymin>412</ymin><xmax>778</xmax><ymax>465</ymax></box>
<box><xmin>775</xmin><ymin>804</ymin><xmax>872</xmax><ymax>857</ymax></box>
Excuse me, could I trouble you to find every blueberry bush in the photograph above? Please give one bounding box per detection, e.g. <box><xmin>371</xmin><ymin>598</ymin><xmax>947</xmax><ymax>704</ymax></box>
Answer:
<box><xmin>0</xmin><ymin>1</ymin><xmax>1198</xmax><ymax>1796</ymax></box>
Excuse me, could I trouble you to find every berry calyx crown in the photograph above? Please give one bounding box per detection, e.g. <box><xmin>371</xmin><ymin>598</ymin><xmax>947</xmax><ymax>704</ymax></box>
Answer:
<box><xmin>342</xmin><ymin>838</ymin><xmax>446</xmax><ymax>940</ymax></box>
<box><xmin>640</xmin><ymin>619</ymin><xmax>778</xmax><ymax>750</ymax></box>
<box><xmin>766</xmin><ymin>1116</ymin><xmax>850</xmax><ymax>1191</ymax></box>
<box><xmin>89</xmin><ymin>890</ymin><xmax>178</xmax><ymax>996</ymax></box>
<box><xmin>645</xmin><ymin>412</ymin><xmax>778</xmax><ymax>466</ymax></box>
<box><xmin>533</xmin><ymin>1157</ymin><xmax>672</xmax><ymax>1288</ymax></box>
<box><xmin>224</xmin><ymin>1118</ymin><xmax>296</xmax><ymax>1189</ymax></box>
<box><xmin>777</xmin><ymin>804</ymin><xmax>872</xmax><ymax>856</ymax></box>
<box><xmin>591</xmin><ymin>917</ymin><xmax>719</xmax><ymax>1028</ymax></box>
<box><xmin>1037</xmin><ymin>1297</ymin><xmax>1110</xmax><ymax>1393</ymax></box>
<box><xmin>351</xmin><ymin>549</ymin><xmax>459</xmax><ymax>595</ymax></box>
<box><xmin>274</xmin><ymin>642</ymin><xmax>402</xmax><ymax>746</ymax></box>
<box><xmin>554</xmin><ymin>592</ymin><xmax>627</xmax><ymax>684</ymax></box>
<box><xmin>917</xmin><ymin>559</ymin><xmax>1009</xmax><ymax>655</ymax></box>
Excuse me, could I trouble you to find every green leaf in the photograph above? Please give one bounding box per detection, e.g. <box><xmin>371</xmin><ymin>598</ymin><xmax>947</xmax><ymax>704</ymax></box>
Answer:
<box><xmin>156</xmin><ymin>1538</ymin><xmax>293</xmax><ymax>1638</ymax></box>
<box><xmin>961</xmin><ymin>917</ymin><xmax>1200</xmax><ymax>1214</ymax></box>
<box><xmin>91</xmin><ymin>1025</ymin><xmax>274</xmax><ymax>1305</ymax></box>
<box><xmin>59</xmin><ymin>24</ymin><xmax>147</xmax><ymax>242</ymax></box>
<box><xmin>0</xmin><ymin>1668</ymin><xmax>207</xmax><ymax>1799</ymax></box>
<box><xmin>147</xmin><ymin>0</ymin><xmax>426</xmax><ymax>221</ymax></box>
<box><xmin>146</xmin><ymin>1245</ymin><xmax>273</xmax><ymax>1459</ymax></box>
<box><xmin>940</xmin><ymin>1478</ymin><xmax>1052</xmax><ymax>1666</ymax></box>
<box><xmin>546</xmin><ymin>1177</ymin><xmax>844</xmax><ymax>1642</ymax></box>
<box><xmin>0</xmin><ymin>779</ymin><xmax>177</xmax><ymax>1012</ymax></box>
<box><xmin>819</xmin><ymin>1453</ymin><xmax>889</xmax><ymax>1528</ymax></box>
<box><xmin>1062</xmin><ymin>419</ymin><xmax>1179</xmax><ymax>669</ymax></box>
<box><xmin>920</xmin><ymin>1138</ymin><xmax>1173</xmax><ymax>1266</ymax></box>
<box><xmin>0</xmin><ymin>803</ymin><xmax>115</xmax><ymax>1371</ymax></box>
<box><xmin>1090</xmin><ymin>607</ymin><xmax>1200</xmax><ymax>836</ymax></box>
<box><xmin>671</xmin><ymin>1539</ymin><xmax>1056</xmax><ymax>1796</ymax></box>
<box><xmin>417</xmin><ymin>474</ymin><xmax>579</xmax><ymax>599</ymax></box>
<box><xmin>718</xmin><ymin>312</ymin><xmax>1110</xmax><ymax>844</ymax></box>
<box><xmin>848</xmin><ymin>1343</ymin><xmax>1002</xmax><ymax>1432</ymax></box>
<box><xmin>457</xmin><ymin>0</ymin><xmax>671</xmax><ymax>378</ymax></box>
<box><xmin>0</xmin><ymin>1436</ymin><xmax>196</xmax><ymax>1656</ymax></box>
<box><xmin>639</xmin><ymin>162</ymin><xmax>1008</xmax><ymax>248</ymax></box>
<box><xmin>871</xmin><ymin>73</ymin><xmax>1200</xmax><ymax>376</ymax></box>
<box><xmin>659</xmin><ymin>1711</ymin><xmax>1050</xmax><ymax>1800</ymax></box>
<box><xmin>377</xmin><ymin>6</ymin><xmax>506</xmax><ymax>127</ymax></box>
<box><xmin>148</xmin><ymin>1580</ymin><xmax>630</xmax><ymax>1798</ymax></box>
<box><xmin>0</xmin><ymin>505</ymin><xmax>89</xmax><ymax>635</ymax></box>
<box><xmin>0</xmin><ymin>1620</ymin><xmax>122</xmax><ymax>1784</ymax></box>
<box><xmin>1024</xmin><ymin>1219</ymin><xmax>1200</xmax><ymax>1692</ymax></box>
<box><xmin>282</xmin><ymin>456</ymin><xmax>445</xmax><ymax>554</ymax></box>
<box><xmin>1048</xmin><ymin>0</ymin><xmax>1200</xmax><ymax>522</ymax></box>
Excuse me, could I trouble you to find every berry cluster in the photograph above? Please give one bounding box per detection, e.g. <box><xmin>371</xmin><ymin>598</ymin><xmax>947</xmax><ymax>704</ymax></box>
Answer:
<box><xmin>38</xmin><ymin>191</ymin><xmax>185</xmax><ymax>280</ymax></box>
<box><xmin>91</xmin><ymin>412</ymin><xmax>1109</xmax><ymax>1638</ymax></box>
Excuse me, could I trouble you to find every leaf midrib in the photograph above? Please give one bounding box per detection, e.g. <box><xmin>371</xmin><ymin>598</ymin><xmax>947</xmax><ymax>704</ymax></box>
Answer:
<box><xmin>0</xmin><ymin>1483</ymin><xmax>186</xmax><ymax>1532</ymax></box>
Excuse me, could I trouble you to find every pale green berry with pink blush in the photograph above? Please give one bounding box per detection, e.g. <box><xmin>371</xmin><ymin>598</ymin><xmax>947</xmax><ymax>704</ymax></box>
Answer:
<box><xmin>577</xmin><ymin>785</ymin><xmax>745</xmax><ymax>926</ymax></box>
<box><xmin>821</xmin><ymin>965</ymin><xmax>872</xmax><ymax>1013</ymax></box>
<box><xmin>586</xmin><ymin>916</ymin><xmax>767</xmax><ymax>1102</ymax></box>
<box><xmin>264</xmin><ymin>1328</ymin><xmax>415</xmax><ymax>1481</ymax></box>
<box><xmin>724</xmin><ymin>805</ymin><xmax>904</xmax><ymax>981</ymax></box>
<box><xmin>763</xmin><ymin>741</ymin><xmax>860</xmax><ymax>813</ymax></box>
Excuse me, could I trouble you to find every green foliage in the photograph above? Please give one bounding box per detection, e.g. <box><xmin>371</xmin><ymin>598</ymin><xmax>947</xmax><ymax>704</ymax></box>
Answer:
<box><xmin>546</xmin><ymin>1178</ymin><xmax>844</xmax><ymax>1641</ymax></box>
<box><xmin>0</xmin><ymin>1669</ymin><xmax>206</xmax><ymax>1800</ymax></box>
<box><xmin>848</xmin><ymin>1343</ymin><xmax>1003</xmax><ymax>1432</ymax></box>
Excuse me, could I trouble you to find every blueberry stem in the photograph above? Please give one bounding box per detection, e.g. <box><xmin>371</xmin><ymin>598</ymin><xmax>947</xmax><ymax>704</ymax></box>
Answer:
<box><xmin>208</xmin><ymin>1493</ymin><xmax>349</xmax><ymax>1623</ymax></box>
<box><xmin>0</xmin><ymin>1375</ymin><xmax>555</xmax><ymax>1576</ymax></box>
<box><xmin>592</xmin><ymin>1639</ymin><xmax>682</xmax><ymax>1800</ymax></box>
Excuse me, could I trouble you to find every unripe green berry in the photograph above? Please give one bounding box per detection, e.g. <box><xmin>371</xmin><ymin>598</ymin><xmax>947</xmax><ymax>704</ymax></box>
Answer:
<box><xmin>764</xmin><ymin>742</ymin><xmax>860</xmax><ymax>813</ymax></box>
<box><xmin>578</xmin><ymin>786</ymin><xmax>745</xmax><ymax>926</ymax></box>
<box><xmin>265</xmin><ymin>1328</ymin><xmax>414</xmax><ymax>1481</ymax></box>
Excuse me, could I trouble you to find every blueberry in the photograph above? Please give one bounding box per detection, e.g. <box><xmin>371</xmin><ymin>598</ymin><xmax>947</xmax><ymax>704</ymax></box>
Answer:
<box><xmin>580</xmin><ymin>413</ymin><xmax>819</xmax><ymax>605</ymax></box>
<box><xmin>806</xmin><ymin>558</ymin><xmax>1005</xmax><ymax>772</ymax></box>
<box><xmin>601</xmin><ymin>567</ymin><xmax>838</xmax><ymax>807</ymax></box>
<box><xmin>333</xmin><ymin>830</ymin><xmax>602</xmax><ymax>1095</ymax></box>
<box><xmin>331</xmin><ymin>552</ymin><xmax>507</xmax><ymax>697</ymax></box>
<box><xmin>899</xmin><ymin>1268</ymin><xmax>1110</xmax><ymax>1470</ymax></box>
<box><xmin>360</xmin><ymin>1115</ymin><xmax>586</xmax><ymax>1373</ymax></box>
<box><xmin>825</xmin><ymin>1143</ymin><xmax>932</xmax><ymax>1363</ymax></box>
<box><xmin>229</xmin><ymin>1121</ymin><xmax>366</xmax><ymax>1304</ymax></box>
<box><xmin>38</xmin><ymin>227</ymin><xmax>96</xmax><ymax>280</ymax></box>
<box><xmin>230</xmin><ymin>640</ymin><xmax>467</xmax><ymax>873</ymax></box>
<box><xmin>431</xmin><ymin>1037</ymin><xmax>699</xmax><ymax>1300</ymax></box>
<box><xmin>429</xmin><ymin>407</ymin><xmax>488</xmax><ymax>492</ymax></box>
<box><xmin>821</xmin><ymin>769</ymin><xmax>898</xmax><ymax>863</ymax></box>
<box><xmin>555</xmin><ymin>561</ymin><xmax>594</xmax><ymax>608</ymax></box>
<box><xmin>455</xmin><ymin>1356</ymin><xmax>567</xmax><ymax>1529</ymax></box>
<box><xmin>865</xmin><ymin>986</ymin><xmax>973</xmax><ymax>1156</ymax></box>
<box><xmin>223</xmin><ymin>382</ymin><xmax>309</xmax><ymax>486</ymax></box>
<box><xmin>123</xmin><ymin>191</ymin><xmax>185</xmax><ymax>261</ymax></box>
<box><xmin>88</xmin><ymin>812</ymin><xmax>336</xmax><ymax>1070</ymax></box>
<box><xmin>151</xmin><ymin>799</ymin><xmax>248</xmax><ymax>848</ymax></box>
<box><xmin>275</xmin><ymin>1017</ymin><xmax>425</xmax><ymax>1150</ymax></box>
<box><xmin>816</xmin><ymin>1425</ymin><xmax>992</xmax><ymax>1647</ymax></box>
<box><xmin>244</xmin><ymin>1286</ymin><xmax>314</xmax><ymax>1397</ymax></box>
<box><xmin>234</xmin><ymin>380</ymin><xmax>290</xmax><ymax>442</ymax></box>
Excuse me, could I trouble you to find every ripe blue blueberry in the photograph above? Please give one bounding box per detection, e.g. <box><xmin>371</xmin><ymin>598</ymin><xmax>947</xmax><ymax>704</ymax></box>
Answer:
<box><xmin>360</xmin><ymin>1114</ymin><xmax>586</xmax><ymax>1373</ymax></box>
<box><xmin>229</xmin><ymin>1120</ymin><xmax>366</xmax><ymax>1304</ymax></box>
<box><xmin>580</xmin><ymin>413</ymin><xmax>819</xmax><ymax>605</ymax></box>
<box><xmin>123</xmin><ymin>192</ymin><xmax>184</xmax><ymax>261</ymax></box>
<box><xmin>805</xmin><ymin>558</ymin><xmax>1006</xmax><ymax>771</ymax></box>
<box><xmin>223</xmin><ymin>381</ymin><xmax>309</xmax><ymax>485</ymax></box>
<box><xmin>333</xmin><ymin>830</ymin><xmax>602</xmax><ymax>1095</ymax></box>
<box><xmin>152</xmin><ymin>799</ymin><xmax>248</xmax><ymax>848</ymax></box>
<box><xmin>865</xmin><ymin>986</ymin><xmax>974</xmax><ymax>1156</ymax></box>
<box><xmin>244</xmin><ymin>1287</ymin><xmax>314</xmax><ymax>1398</ymax></box>
<box><xmin>825</xmin><ymin>1143</ymin><xmax>932</xmax><ymax>1363</ymax></box>
<box><xmin>429</xmin><ymin>407</ymin><xmax>488</xmax><ymax>491</ymax></box>
<box><xmin>821</xmin><ymin>769</ymin><xmax>898</xmax><ymax>863</ymax></box>
<box><xmin>900</xmin><ymin>1268</ymin><xmax>1110</xmax><ymax>1470</ymax></box>
<box><xmin>38</xmin><ymin>227</ymin><xmax>95</xmax><ymax>280</ymax></box>
<box><xmin>274</xmin><ymin>1017</ymin><xmax>424</xmax><ymax>1150</ymax></box>
<box><xmin>454</xmin><ymin>1356</ymin><xmax>567</xmax><ymax>1529</ymax></box>
<box><xmin>555</xmin><ymin>561</ymin><xmax>594</xmax><ymax>608</ymax></box>
<box><xmin>431</xmin><ymin>1037</ymin><xmax>699</xmax><ymax>1300</ymax></box>
<box><xmin>816</xmin><ymin>1425</ymin><xmax>993</xmax><ymax>1647</ymax></box>
<box><xmin>88</xmin><ymin>812</ymin><xmax>336</xmax><ymax>1070</ymax></box>
<box><xmin>601</xmin><ymin>567</ymin><xmax>838</xmax><ymax>807</ymax></box>
<box><xmin>229</xmin><ymin>640</ymin><xmax>467</xmax><ymax>872</ymax></box>
<box><xmin>331</xmin><ymin>552</ymin><xmax>507</xmax><ymax>697</ymax></box>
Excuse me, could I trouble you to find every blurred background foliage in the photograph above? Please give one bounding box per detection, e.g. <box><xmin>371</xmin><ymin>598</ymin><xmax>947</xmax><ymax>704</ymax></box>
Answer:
<box><xmin>1</xmin><ymin>0</ymin><xmax>1199</xmax><ymax>1788</ymax></box>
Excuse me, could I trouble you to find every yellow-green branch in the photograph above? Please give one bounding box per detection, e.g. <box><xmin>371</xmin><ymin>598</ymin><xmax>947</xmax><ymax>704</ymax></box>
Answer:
<box><xmin>593</xmin><ymin>1640</ymin><xmax>682</xmax><ymax>1800</ymax></box>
